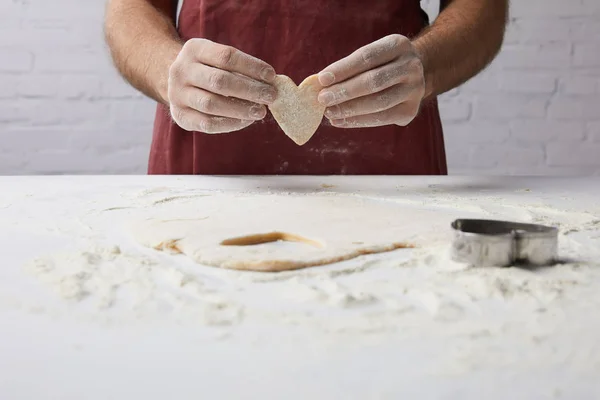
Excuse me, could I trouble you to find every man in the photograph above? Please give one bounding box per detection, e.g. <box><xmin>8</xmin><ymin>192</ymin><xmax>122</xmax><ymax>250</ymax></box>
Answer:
<box><xmin>104</xmin><ymin>0</ymin><xmax>508</xmax><ymax>175</ymax></box>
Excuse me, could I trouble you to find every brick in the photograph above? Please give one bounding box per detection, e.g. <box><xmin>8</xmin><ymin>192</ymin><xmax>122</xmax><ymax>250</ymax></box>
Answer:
<box><xmin>498</xmin><ymin>44</ymin><xmax>571</xmax><ymax>70</ymax></box>
<box><xmin>571</xmin><ymin>21</ymin><xmax>600</xmax><ymax>43</ymax></box>
<box><xmin>60</xmin><ymin>75</ymin><xmax>103</xmax><ymax>99</ymax></box>
<box><xmin>107</xmin><ymin>99</ymin><xmax>157</xmax><ymax>126</ymax></box>
<box><xmin>0</xmin><ymin>128</ymin><xmax>72</xmax><ymax>153</ymax></box>
<box><xmin>67</xmin><ymin>128</ymin><xmax>152</xmax><ymax>152</ymax></box>
<box><xmin>34</xmin><ymin>49</ymin><xmax>112</xmax><ymax>73</ymax></box>
<box><xmin>443</xmin><ymin>122</ymin><xmax>510</xmax><ymax>144</ymax></box>
<box><xmin>22</xmin><ymin>18</ymin><xmax>71</xmax><ymax>30</ymax></box>
<box><xmin>573</xmin><ymin>44</ymin><xmax>600</xmax><ymax>68</ymax></box>
<box><xmin>0</xmin><ymin>76</ymin><xmax>18</xmax><ymax>99</ymax></box>
<box><xmin>16</xmin><ymin>75</ymin><xmax>59</xmax><ymax>98</ymax></box>
<box><xmin>469</xmin><ymin>145</ymin><xmax>545</xmax><ymax>169</ymax></box>
<box><xmin>444</xmin><ymin>145</ymin><xmax>471</xmax><ymax>169</ymax></box>
<box><xmin>24</xmin><ymin>150</ymin><xmax>98</xmax><ymax>174</ymax></box>
<box><xmin>438</xmin><ymin>99</ymin><xmax>472</xmax><ymax>122</ymax></box>
<box><xmin>94</xmin><ymin>147</ymin><xmax>150</xmax><ymax>174</ymax></box>
<box><xmin>24</xmin><ymin>2</ymin><xmax>105</xmax><ymax>20</ymax></box>
<box><xmin>0</xmin><ymin>18</ymin><xmax>21</xmax><ymax>32</ymax></box>
<box><xmin>575</xmin><ymin>68</ymin><xmax>600</xmax><ymax>78</ymax></box>
<box><xmin>97</xmin><ymin>73</ymin><xmax>143</xmax><ymax>100</ymax></box>
<box><xmin>499</xmin><ymin>72</ymin><xmax>557</xmax><ymax>94</ymax></box>
<box><xmin>442</xmin><ymin>87</ymin><xmax>461</xmax><ymax>98</ymax></box>
<box><xmin>502</xmin><ymin>20</ymin><xmax>520</xmax><ymax>45</ymax></box>
<box><xmin>0</xmin><ymin>49</ymin><xmax>34</xmax><ymax>73</ymax></box>
<box><xmin>498</xmin><ymin>165</ymin><xmax>596</xmax><ymax>176</ymax></box>
<box><xmin>0</xmin><ymin>103</ymin><xmax>28</xmax><ymax>123</ymax></box>
<box><xmin>547</xmin><ymin>97</ymin><xmax>600</xmax><ymax>120</ymax></box>
<box><xmin>24</xmin><ymin>147</ymin><xmax>149</xmax><ymax>174</ymax></box>
<box><xmin>589</xmin><ymin>122</ymin><xmax>600</xmax><ymax>142</ymax></box>
<box><xmin>559</xmin><ymin>76</ymin><xmax>600</xmax><ymax>95</ymax></box>
<box><xmin>0</xmin><ymin>152</ymin><xmax>28</xmax><ymax>174</ymax></box>
<box><xmin>506</xmin><ymin>19</ymin><xmax>572</xmax><ymax>44</ymax></box>
<box><xmin>546</xmin><ymin>142</ymin><xmax>600</xmax><ymax>167</ymax></box>
<box><xmin>55</xmin><ymin>101</ymin><xmax>113</xmax><ymax>127</ymax></box>
<box><xmin>7</xmin><ymin>99</ymin><xmax>112</xmax><ymax>127</ymax></box>
<box><xmin>510</xmin><ymin>120</ymin><xmax>586</xmax><ymax>143</ymax></box>
<box><xmin>459</xmin><ymin>70</ymin><xmax>500</xmax><ymax>94</ymax></box>
<box><xmin>582</xmin><ymin>0</ymin><xmax>600</xmax><ymax>14</ymax></box>
<box><xmin>474</xmin><ymin>95</ymin><xmax>548</xmax><ymax>120</ymax></box>
<box><xmin>546</xmin><ymin>166</ymin><xmax>600</xmax><ymax>176</ymax></box>
<box><xmin>511</xmin><ymin>0</ymin><xmax>591</xmax><ymax>17</ymax></box>
<box><xmin>26</xmin><ymin>147</ymin><xmax>150</xmax><ymax>175</ymax></box>
<box><xmin>0</xmin><ymin>26</ymin><xmax>95</xmax><ymax>48</ymax></box>
<box><xmin>0</xmin><ymin>2</ymin><xmax>22</xmax><ymax>14</ymax></box>
<box><xmin>14</xmin><ymin>74</ymin><xmax>101</xmax><ymax>99</ymax></box>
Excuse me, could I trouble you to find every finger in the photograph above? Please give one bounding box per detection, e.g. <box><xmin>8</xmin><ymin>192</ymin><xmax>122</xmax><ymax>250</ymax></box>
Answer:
<box><xmin>170</xmin><ymin>106</ymin><xmax>254</xmax><ymax>134</ymax></box>
<box><xmin>317</xmin><ymin>34</ymin><xmax>412</xmax><ymax>87</ymax></box>
<box><xmin>186</xmin><ymin>38</ymin><xmax>276</xmax><ymax>83</ymax></box>
<box><xmin>186</xmin><ymin>63</ymin><xmax>277</xmax><ymax>105</ymax></box>
<box><xmin>324</xmin><ymin>84</ymin><xmax>416</xmax><ymax>119</ymax></box>
<box><xmin>180</xmin><ymin>87</ymin><xmax>266</xmax><ymax>120</ymax></box>
<box><xmin>328</xmin><ymin>101</ymin><xmax>420</xmax><ymax>129</ymax></box>
<box><xmin>318</xmin><ymin>59</ymin><xmax>412</xmax><ymax>107</ymax></box>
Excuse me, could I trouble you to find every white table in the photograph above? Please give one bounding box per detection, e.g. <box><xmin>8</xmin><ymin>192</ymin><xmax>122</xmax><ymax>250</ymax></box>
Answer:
<box><xmin>1</xmin><ymin>176</ymin><xmax>599</xmax><ymax>399</ymax></box>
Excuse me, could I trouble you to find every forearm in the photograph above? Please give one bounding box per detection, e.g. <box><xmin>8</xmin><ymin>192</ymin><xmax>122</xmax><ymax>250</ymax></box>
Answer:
<box><xmin>413</xmin><ymin>0</ymin><xmax>508</xmax><ymax>99</ymax></box>
<box><xmin>104</xmin><ymin>0</ymin><xmax>182</xmax><ymax>104</ymax></box>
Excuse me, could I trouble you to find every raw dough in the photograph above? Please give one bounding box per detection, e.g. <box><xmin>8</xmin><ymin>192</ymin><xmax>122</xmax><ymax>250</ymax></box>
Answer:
<box><xmin>129</xmin><ymin>194</ymin><xmax>469</xmax><ymax>272</ymax></box>
<box><xmin>269</xmin><ymin>74</ymin><xmax>326</xmax><ymax>145</ymax></box>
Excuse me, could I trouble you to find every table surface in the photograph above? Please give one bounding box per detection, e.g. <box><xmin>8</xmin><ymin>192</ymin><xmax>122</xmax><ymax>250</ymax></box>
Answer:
<box><xmin>1</xmin><ymin>176</ymin><xmax>600</xmax><ymax>400</ymax></box>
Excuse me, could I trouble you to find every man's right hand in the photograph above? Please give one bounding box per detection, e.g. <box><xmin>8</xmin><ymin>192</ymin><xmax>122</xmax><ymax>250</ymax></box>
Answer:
<box><xmin>168</xmin><ymin>38</ymin><xmax>278</xmax><ymax>134</ymax></box>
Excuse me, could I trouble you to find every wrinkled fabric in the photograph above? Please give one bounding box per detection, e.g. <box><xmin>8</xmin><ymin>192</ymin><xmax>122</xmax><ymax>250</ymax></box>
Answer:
<box><xmin>149</xmin><ymin>0</ymin><xmax>447</xmax><ymax>175</ymax></box>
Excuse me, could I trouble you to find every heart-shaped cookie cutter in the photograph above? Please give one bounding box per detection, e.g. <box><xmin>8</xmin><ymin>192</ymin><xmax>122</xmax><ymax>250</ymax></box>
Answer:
<box><xmin>451</xmin><ymin>219</ymin><xmax>558</xmax><ymax>267</ymax></box>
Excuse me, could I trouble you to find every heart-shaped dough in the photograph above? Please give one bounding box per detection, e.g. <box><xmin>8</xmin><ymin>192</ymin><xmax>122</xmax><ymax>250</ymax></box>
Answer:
<box><xmin>269</xmin><ymin>74</ymin><xmax>325</xmax><ymax>146</ymax></box>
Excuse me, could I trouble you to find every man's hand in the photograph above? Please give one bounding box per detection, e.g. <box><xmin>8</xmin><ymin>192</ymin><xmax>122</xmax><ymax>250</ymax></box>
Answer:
<box><xmin>168</xmin><ymin>38</ymin><xmax>278</xmax><ymax>134</ymax></box>
<box><xmin>317</xmin><ymin>34</ymin><xmax>425</xmax><ymax>129</ymax></box>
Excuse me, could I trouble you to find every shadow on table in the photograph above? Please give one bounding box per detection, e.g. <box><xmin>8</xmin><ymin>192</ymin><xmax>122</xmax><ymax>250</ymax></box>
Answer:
<box><xmin>512</xmin><ymin>257</ymin><xmax>587</xmax><ymax>272</ymax></box>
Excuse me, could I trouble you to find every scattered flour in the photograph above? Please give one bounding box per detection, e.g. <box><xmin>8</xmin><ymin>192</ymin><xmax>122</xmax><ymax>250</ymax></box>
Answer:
<box><xmin>24</xmin><ymin>244</ymin><xmax>245</xmax><ymax>326</ymax></box>
<box><xmin>16</xmin><ymin>188</ymin><xmax>600</xmax><ymax>374</ymax></box>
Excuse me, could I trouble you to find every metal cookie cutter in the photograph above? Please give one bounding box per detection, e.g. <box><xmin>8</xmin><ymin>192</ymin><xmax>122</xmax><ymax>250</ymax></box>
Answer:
<box><xmin>451</xmin><ymin>219</ymin><xmax>559</xmax><ymax>267</ymax></box>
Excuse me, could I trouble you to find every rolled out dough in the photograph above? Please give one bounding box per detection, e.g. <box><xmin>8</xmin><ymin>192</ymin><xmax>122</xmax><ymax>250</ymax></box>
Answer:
<box><xmin>269</xmin><ymin>74</ymin><xmax>326</xmax><ymax>145</ymax></box>
<box><xmin>129</xmin><ymin>194</ymin><xmax>468</xmax><ymax>272</ymax></box>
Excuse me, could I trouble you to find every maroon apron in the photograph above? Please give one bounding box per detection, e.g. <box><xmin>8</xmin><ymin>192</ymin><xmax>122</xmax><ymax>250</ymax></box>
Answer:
<box><xmin>149</xmin><ymin>0</ymin><xmax>448</xmax><ymax>175</ymax></box>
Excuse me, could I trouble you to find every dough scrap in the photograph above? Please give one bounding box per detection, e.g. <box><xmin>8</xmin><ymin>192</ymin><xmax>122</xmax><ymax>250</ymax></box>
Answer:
<box><xmin>129</xmin><ymin>194</ymin><xmax>468</xmax><ymax>272</ymax></box>
<box><xmin>269</xmin><ymin>74</ymin><xmax>326</xmax><ymax>145</ymax></box>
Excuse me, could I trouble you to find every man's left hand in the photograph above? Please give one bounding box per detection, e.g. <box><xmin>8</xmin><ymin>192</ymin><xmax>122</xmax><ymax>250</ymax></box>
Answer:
<box><xmin>317</xmin><ymin>34</ymin><xmax>426</xmax><ymax>128</ymax></box>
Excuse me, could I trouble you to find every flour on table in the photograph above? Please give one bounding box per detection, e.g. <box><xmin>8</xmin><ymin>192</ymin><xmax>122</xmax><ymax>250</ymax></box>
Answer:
<box><xmin>23</xmin><ymin>244</ymin><xmax>245</xmax><ymax>326</ymax></box>
<box><xmin>13</xmin><ymin>184</ymin><xmax>600</xmax><ymax>378</ymax></box>
<box><xmin>128</xmin><ymin>194</ymin><xmax>474</xmax><ymax>272</ymax></box>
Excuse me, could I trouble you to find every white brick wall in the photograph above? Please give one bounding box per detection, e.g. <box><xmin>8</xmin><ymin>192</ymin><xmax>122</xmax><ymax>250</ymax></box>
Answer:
<box><xmin>427</xmin><ymin>0</ymin><xmax>600</xmax><ymax>175</ymax></box>
<box><xmin>0</xmin><ymin>0</ymin><xmax>599</xmax><ymax>175</ymax></box>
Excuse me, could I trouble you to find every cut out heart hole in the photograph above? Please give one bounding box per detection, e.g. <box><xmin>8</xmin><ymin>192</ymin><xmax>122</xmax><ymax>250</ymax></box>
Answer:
<box><xmin>220</xmin><ymin>232</ymin><xmax>323</xmax><ymax>248</ymax></box>
<box><xmin>269</xmin><ymin>74</ymin><xmax>326</xmax><ymax>146</ymax></box>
